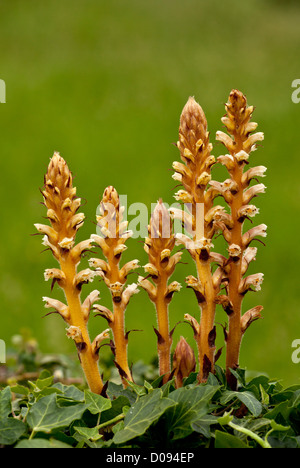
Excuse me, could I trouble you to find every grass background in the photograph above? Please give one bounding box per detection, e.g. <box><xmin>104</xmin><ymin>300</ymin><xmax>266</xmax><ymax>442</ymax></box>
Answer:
<box><xmin>1</xmin><ymin>0</ymin><xmax>300</xmax><ymax>385</ymax></box>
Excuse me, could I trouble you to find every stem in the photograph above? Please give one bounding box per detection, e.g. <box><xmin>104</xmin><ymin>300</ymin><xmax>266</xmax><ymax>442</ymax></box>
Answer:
<box><xmin>61</xmin><ymin>258</ymin><xmax>104</xmax><ymax>395</ymax></box>
<box><xmin>111</xmin><ymin>302</ymin><xmax>133</xmax><ymax>386</ymax></box>
<box><xmin>96</xmin><ymin>412</ymin><xmax>125</xmax><ymax>431</ymax></box>
<box><xmin>155</xmin><ymin>274</ymin><xmax>171</xmax><ymax>384</ymax></box>
<box><xmin>226</xmin><ymin>149</ymin><xmax>244</xmax><ymax>389</ymax></box>
<box><xmin>108</xmin><ymin>251</ymin><xmax>133</xmax><ymax>387</ymax></box>
<box><xmin>228</xmin><ymin>421</ymin><xmax>271</xmax><ymax>449</ymax></box>
<box><xmin>196</xmin><ymin>256</ymin><xmax>216</xmax><ymax>382</ymax></box>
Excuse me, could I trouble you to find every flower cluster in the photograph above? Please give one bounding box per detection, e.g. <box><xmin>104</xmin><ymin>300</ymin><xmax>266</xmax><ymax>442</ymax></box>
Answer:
<box><xmin>89</xmin><ymin>186</ymin><xmax>139</xmax><ymax>387</ymax></box>
<box><xmin>35</xmin><ymin>153</ymin><xmax>108</xmax><ymax>394</ymax></box>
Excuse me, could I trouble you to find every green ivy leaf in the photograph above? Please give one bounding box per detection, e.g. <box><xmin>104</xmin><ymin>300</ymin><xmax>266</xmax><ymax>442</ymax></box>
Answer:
<box><xmin>270</xmin><ymin>420</ymin><xmax>290</xmax><ymax>432</ymax></box>
<box><xmin>221</xmin><ymin>390</ymin><xmax>262</xmax><ymax>417</ymax></box>
<box><xmin>52</xmin><ymin>383</ymin><xmax>85</xmax><ymax>402</ymax></box>
<box><xmin>84</xmin><ymin>390</ymin><xmax>112</xmax><ymax>415</ymax></box>
<box><xmin>16</xmin><ymin>438</ymin><xmax>73</xmax><ymax>448</ymax></box>
<box><xmin>0</xmin><ymin>387</ymin><xmax>12</xmax><ymax>419</ymax></box>
<box><xmin>215</xmin><ymin>430</ymin><xmax>249</xmax><ymax>448</ymax></box>
<box><xmin>113</xmin><ymin>388</ymin><xmax>177</xmax><ymax>445</ymax></box>
<box><xmin>10</xmin><ymin>384</ymin><xmax>30</xmax><ymax>397</ymax></box>
<box><xmin>73</xmin><ymin>425</ymin><xmax>103</xmax><ymax>442</ymax></box>
<box><xmin>0</xmin><ymin>418</ymin><xmax>26</xmax><ymax>446</ymax></box>
<box><xmin>26</xmin><ymin>393</ymin><xmax>87</xmax><ymax>434</ymax></box>
<box><xmin>192</xmin><ymin>414</ymin><xmax>219</xmax><ymax>438</ymax></box>
<box><xmin>165</xmin><ymin>385</ymin><xmax>220</xmax><ymax>440</ymax></box>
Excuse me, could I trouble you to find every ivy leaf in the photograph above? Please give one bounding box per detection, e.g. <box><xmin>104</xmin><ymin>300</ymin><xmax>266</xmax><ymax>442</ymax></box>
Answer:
<box><xmin>16</xmin><ymin>438</ymin><xmax>73</xmax><ymax>448</ymax></box>
<box><xmin>26</xmin><ymin>393</ymin><xmax>87</xmax><ymax>434</ymax></box>
<box><xmin>192</xmin><ymin>414</ymin><xmax>219</xmax><ymax>438</ymax></box>
<box><xmin>0</xmin><ymin>418</ymin><xmax>26</xmax><ymax>446</ymax></box>
<box><xmin>270</xmin><ymin>420</ymin><xmax>290</xmax><ymax>432</ymax></box>
<box><xmin>84</xmin><ymin>390</ymin><xmax>112</xmax><ymax>415</ymax></box>
<box><xmin>220</xmin><ymin>390</ymin><xmax>262</xmax><ymax>417</ymax></box>
<box><xmin>99</xmin><ymin>396</ymin><xmax>130</xmax><ymax>425</ymax></box>
<box><xmin>113</xmin><ymin>388</ymin><xmax>177</xmax><ymax>445</ymax></box>
<box><xmin>0</xmin><ymin>387</ymin><xmax>26</xmax><ymax>446</ymax></box>
<box><xmin>165</xmin><ymin>385</ymin><xmax>220</xmax><ymax>440</ymax></box>
<box><xmin>73</xmin><ymin>426</ymin><xmax>103</xmax><ymax>442</ymax></box>
<box><xmin>215</xmin><ymin>430</ymin><xmax>249</xmax><ymax>448</ymax></box>
<box><xmin>0</xmin><ymin>387</ymin><xmax>12</xmax><ymax>419</ymax></box>
<box><xmin>52</xmin><ymin>383</ymin><xmax>85</xmax><ymax>402</ymax></box>
<box><xmin>10</xmin><ymin>385</ymin><xmax>30</xmax><ymax>397</ymax></box>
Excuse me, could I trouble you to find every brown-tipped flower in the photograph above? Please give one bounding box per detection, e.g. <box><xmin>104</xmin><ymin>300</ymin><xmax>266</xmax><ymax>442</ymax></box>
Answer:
<box><xmin>35</xmin><ymin>153</ymin><xmax>104</xmax><ymax>395</ymax></box>
<box><xmin>172</xmin><ymin>336</ymin><xmax>196</xmax><ymax>388</ymax></box>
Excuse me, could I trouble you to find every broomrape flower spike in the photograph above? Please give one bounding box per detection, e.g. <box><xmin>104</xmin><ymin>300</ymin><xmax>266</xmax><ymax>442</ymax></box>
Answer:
<box><xmin>216</xmin><ymin>89</ymin><xmax>266</xmax><ymax>389</ymax></box>
<box><xmin>35</xmin><ymin>153</ymin><xmax>106</xmax><ymax>394</ymax></box>
<box><xmin>90</xmin><ymin>186</ymin><xmax>139</xmax><ymax>388</ymax></box>
<box><xmin>139</xmin><ymin>199</ymin><xmax>182</xmax><ymax>384</ymax></box>
<box><xmin>173</xmin><ymin>97</ymin><xmax>224</xmax><ymax>383</ymax></box>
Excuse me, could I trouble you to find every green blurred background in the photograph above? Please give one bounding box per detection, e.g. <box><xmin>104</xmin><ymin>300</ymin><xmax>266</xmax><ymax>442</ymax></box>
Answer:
<box><xmin>1</xmin><ymin>0</ymin><xmax>300</xmax><ymax>385</ymax></box>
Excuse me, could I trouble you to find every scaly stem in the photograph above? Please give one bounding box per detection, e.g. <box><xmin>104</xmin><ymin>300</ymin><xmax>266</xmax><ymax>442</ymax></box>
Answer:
<box><xmin>155</xmin><ymin>274</ymin><xmax>171</xmax><ymax>383</ymax></box>
<box><xmin>196</xmin><ymin>257</ymin><xmax>216</xmax><ymax>381</ymax></box>
<box><xmin>111</xmin><ymin>302</ymin><xmax>132</xmax><ymax>385</ymax></box>
<box><xmin>107</xmin><ymin>243</ymin><xmax>133</xmax><ymax>386</ymax></box>
<box><xmin>61</xmin><ymin>259</ymin><xmax>103</xmax><ymax>395</ymax></box>
<box><xmin>225</xmin><ymin>162</ymin><xmax>244</xmax><ymax>389</ymax></box>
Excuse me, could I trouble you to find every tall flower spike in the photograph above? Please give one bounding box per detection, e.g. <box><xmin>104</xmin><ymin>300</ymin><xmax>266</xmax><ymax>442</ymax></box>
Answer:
<box><xmin>35</xmin><ymin>153</ymin><xmax>105</xmax><ymax>394</ymax></box>
<box><xmin>216</xmin><ymin>90</ymin><xmax>266</xmax><ymax>389</ymax></box>
<box><xmin>139</xmin><ymin>199</ymin><xmax>182</xmax><ymax>384</ymax></box>
<box><xmin>172</xmin><ymin>97</ymin><xmax>224</xmax><ymax>382</ymax></box>
<box><xmin>90</xmin><ymin>186</ymin><xmax>139</xmax><ymax>387</ymax></box>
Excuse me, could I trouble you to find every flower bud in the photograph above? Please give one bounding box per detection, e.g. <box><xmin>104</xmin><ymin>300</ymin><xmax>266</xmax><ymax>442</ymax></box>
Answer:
<box><xmin>172</xmin><ymin>337</ymin><xmax>196</xmax><ymax>387</ymax></box>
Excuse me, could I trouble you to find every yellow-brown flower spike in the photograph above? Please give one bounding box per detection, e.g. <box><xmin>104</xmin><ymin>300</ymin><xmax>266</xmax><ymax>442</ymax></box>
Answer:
<box><xmin>139</xmin><ymin>200</ymin><xmax>182</xmax><ymax>384</ymax></box>
<box><xmin>90</xmin><ymin>186</ymin><xmax>139</xmax><ymax>387</ymax></box>
<box><xmin>215</xmin><ymin>90</ymin><xmax>266</xmax><ymax>389</ymax></box>
<box><xmin>171</xmin><ymin>97</ymin><xmax>224</xmax><ymax>383</ymax></box>
<box><xmin>172</xmin><ymin>336</ymin><xmax>196</xmax><ymax>388</ymax></box>
<box><xmin>36</xmin><ymin>153</ymin><xmax>107</xmax><ymax>395</ymax></box>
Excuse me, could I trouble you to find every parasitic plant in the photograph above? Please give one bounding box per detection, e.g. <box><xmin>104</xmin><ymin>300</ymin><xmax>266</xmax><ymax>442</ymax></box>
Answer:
<box><xmin>214</xmin><ymin>89</ymin><xmax>266</xmax><ymax>388</ymax></box>
<box><xmin>35</xmin><ymin>153</ymin><xmax>108</xmax><ymax>394</ymax></box>
<box><xmin>89</xmin><ymin>186</ymin><xmax>139</xmax><ymax>387</ymax></box>
<box><xmin>34</xmin><ymin>89</ymin><xmax>266</xmax><ymax>394</ymax></box>
<box><xmin>170</xmin><ymin>97</ymin><xmax>225</xmax><ymax>382</ymax></box>
<box><xmin>138</xmin><ymin>200</ymin><xmax>182</xmax><ymax>383</ymax></box>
